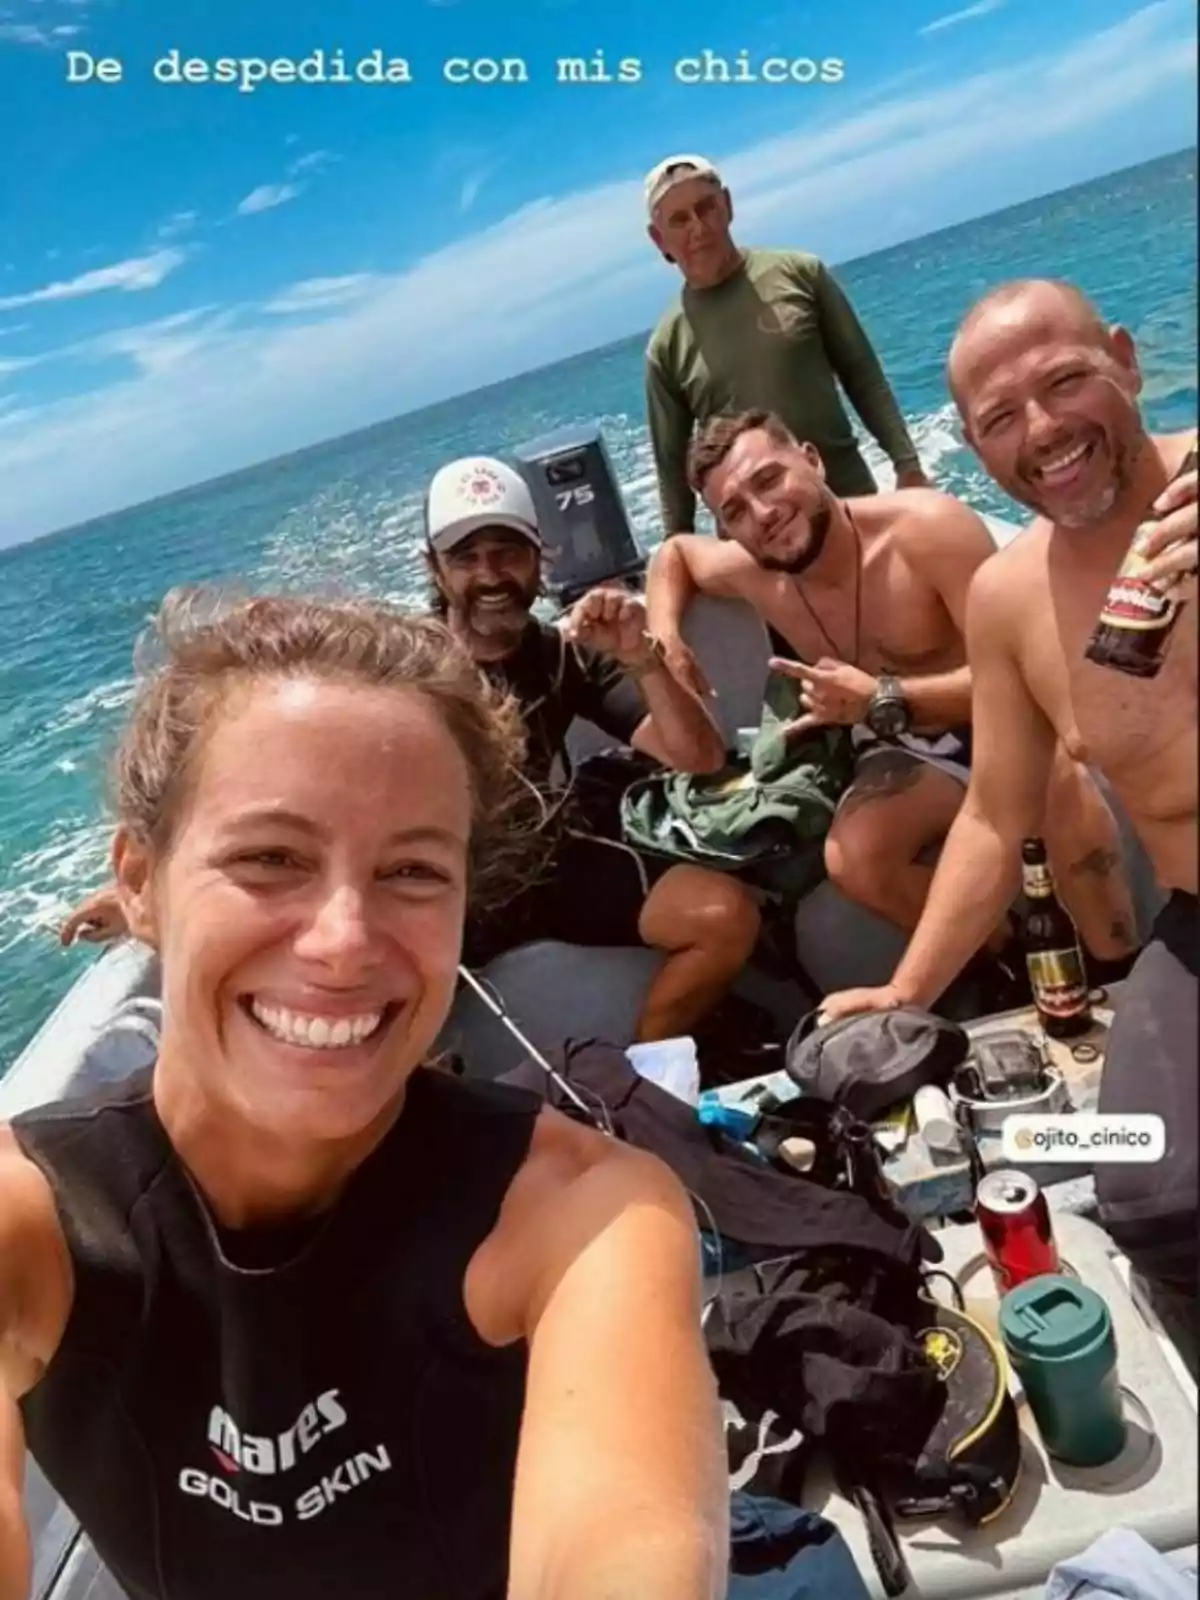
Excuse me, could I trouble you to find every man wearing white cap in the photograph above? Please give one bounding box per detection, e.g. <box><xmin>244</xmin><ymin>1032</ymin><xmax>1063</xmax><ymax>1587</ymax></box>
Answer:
<box><xmin>60</xmin><ymin>456</ymin><xmax>761</xmax><ymax>1046</ymax></box>
<box><xmin>423</xmin><ymin>455</ymin><xmax>763</xmax><ymax>1042</ymax></box>
<box><xmin>643</xmin><ymin>154</ymin><xmax>926</xmax><ymax>539</ymax></box>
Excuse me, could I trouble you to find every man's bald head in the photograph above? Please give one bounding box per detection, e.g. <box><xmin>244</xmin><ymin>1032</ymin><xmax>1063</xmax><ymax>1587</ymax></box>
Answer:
<box><xmin>946</xmin><ymin>277</ymin><xmax>1147</xmax><ymax>529</ymax></box>
<box><xmin>948</xmin><ymin>279</ymin><xmax>1112</xmax><ymax>401</ymax></box>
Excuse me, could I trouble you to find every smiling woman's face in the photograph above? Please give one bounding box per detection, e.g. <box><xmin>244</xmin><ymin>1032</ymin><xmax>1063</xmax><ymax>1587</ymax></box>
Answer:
<box><xmin>118</xmin><ymin>675</ymin><xmax>472</xmax><ymax>1146</ymax></box>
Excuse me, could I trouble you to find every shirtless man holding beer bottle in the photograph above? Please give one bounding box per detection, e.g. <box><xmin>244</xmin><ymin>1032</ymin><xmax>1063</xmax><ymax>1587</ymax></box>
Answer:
<box><xmin>822</xmin><ymin>279</ymin><xmax>1197</xmax><ymax>1323</ymax></box>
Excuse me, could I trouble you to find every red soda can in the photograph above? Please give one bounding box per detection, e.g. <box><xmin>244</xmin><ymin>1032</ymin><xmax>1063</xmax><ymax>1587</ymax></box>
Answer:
<box><xmin>976</xmin><ymin>1170</ymin><xmax>1060</xmax><ymax>1292</ymax></box>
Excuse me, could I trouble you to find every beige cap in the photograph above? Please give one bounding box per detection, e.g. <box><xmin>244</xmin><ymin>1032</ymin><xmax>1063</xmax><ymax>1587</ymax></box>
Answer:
<box><xmin>644</xmin><ymin>154</ymin><xmax>721</xmax><ymax>218</ymax></box>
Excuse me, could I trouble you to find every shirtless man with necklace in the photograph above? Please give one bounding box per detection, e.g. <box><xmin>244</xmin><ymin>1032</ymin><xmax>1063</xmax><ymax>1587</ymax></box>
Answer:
<box><xmin>646</xmin><ymin>408</ymin><xmax>1136</xmax><ymax>979</ymax></box>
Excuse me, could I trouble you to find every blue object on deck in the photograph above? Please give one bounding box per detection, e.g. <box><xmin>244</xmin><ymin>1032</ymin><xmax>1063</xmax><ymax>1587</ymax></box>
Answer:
<box><xmin>728</xmin><ymin>1494</ymin><xmax>872</xmax><ymax>1598</ymax></box>
<box><xmin>699</xmin><ymin>1094</ymin><xmax>761</xmax><ymax>1141</ymax></box>
<box><xmin>1043</xmin><ymin>1527</ymin><xmax>1198</xmax><ymax>1600</ymax></box>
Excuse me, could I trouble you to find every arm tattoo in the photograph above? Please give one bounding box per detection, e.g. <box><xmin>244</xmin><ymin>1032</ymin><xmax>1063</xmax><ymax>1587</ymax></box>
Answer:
<box><xmin>1070</xmin><ymin>847</ymin><xmax>1120</xmax><ymax>879</ymax></box>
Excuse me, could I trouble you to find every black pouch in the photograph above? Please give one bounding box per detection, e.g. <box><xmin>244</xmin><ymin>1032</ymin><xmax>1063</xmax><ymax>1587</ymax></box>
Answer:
<box><xmin>785</xmin><ymin>1007</ymin><xmax>969</xmax><ymax>1121</ymax></box>
<box><xmin>751</xmin><ymin>1096</ymin><xmax>901</xmax><ymax>1214</ymax></box>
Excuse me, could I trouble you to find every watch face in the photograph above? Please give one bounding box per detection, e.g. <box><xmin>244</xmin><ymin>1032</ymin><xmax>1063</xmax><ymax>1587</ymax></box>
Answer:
<box><xmin>868</xmin><ymin>696</ymin><xmax>909</xmax><ymax>738</ymax></box>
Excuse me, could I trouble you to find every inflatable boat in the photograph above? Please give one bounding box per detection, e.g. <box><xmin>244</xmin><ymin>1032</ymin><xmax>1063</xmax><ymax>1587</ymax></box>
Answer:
<box><xmin>0</xmin><ymin>429</ymin><xmax>1187</xmax><ymax>1598</ymax></box>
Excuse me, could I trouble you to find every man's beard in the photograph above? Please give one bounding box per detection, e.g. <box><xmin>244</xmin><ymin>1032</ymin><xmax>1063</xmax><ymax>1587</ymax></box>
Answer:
<box><xmin>460</xmin><ymin>581</ymin><xmax>537</xmax><ymax>642</ymax></box>
<box><xmin>758</xmin><ymin>501</ymin><xmax>833</xmax><ymax>574</ymax></box>
<box><xmin>1011</xmin><ymin>428</ymin><xmax>1142</xmax><ymax>529</ymax></box>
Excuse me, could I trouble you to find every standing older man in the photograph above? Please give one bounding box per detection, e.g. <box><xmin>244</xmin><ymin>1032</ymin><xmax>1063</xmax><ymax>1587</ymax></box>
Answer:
<box><xmin>820</xmin><ymin>280</ymin><xmax>1197</xmax><ymax>1319</ymax></box>
<box><xmin>643</xmin><ymin>153</ymin><xmax>926</xmax><ymax>539</ymax></box>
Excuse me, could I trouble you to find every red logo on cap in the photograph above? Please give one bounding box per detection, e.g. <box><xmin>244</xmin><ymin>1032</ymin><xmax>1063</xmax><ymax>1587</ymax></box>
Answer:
<box><xmin>456</xmin><ymin>465</ymin><xmax>504</xmax><ymax>506</ymax></box>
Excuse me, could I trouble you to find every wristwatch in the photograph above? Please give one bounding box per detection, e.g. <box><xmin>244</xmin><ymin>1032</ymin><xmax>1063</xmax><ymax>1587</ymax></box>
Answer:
<box><xmin>865</xmin><ymin>674</ymin><xmax>911</xmax><ymax>738</ymax></box>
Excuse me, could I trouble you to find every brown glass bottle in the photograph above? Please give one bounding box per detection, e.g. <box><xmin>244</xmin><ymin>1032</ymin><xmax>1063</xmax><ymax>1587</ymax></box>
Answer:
<box><xmin>1085</xmin><ymin>444</ymin><xmax>1198</xmax><ymax>679</ymax></box>
<box><xmin>1020</xmin><ymin>838</ymin><xmax>1093</xmax><ymax>1040</ymax></box>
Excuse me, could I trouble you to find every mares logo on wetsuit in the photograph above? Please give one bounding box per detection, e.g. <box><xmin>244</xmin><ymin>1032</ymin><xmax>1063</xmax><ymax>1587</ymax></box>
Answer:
<box><xmin>180</xmin><ymin>1387</ymin><xmax>393</xmax><ymax>1526</ymax></box>
<box><xmin>208</xmin><ymin>1387</ymin><xmax>348</xmax><ymax>1475</ymax></box>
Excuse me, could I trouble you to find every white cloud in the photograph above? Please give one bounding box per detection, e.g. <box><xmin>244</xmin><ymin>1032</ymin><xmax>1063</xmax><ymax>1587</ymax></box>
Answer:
<box><xmin>0</xmin><ymin>248</ymin><xmax>188</xmax><ymax>311</ymax></box>
<box><xmin>0</xmin><ymin>353</ymin><xmax>41</xmax><ymax>377</ymax></box>
<box><xmin>287</xmin><ymin>149</ymin><xmax>334</xmax><ymax>177</ymax></box>
<box><xmin>454</xmin><ymin>157</ymin><xmax>502</xmax><ymax>212</ymax></box>
<box><xmin>77</xmin><ymin>308</ymin><xmax>231</xmax><ymax>377</ymax></box>
<box><xmin>158</xmin><ymin>209</ymin><xmax>199</xmax><ymax>241</ymax></box>
<box><xmin>432</xmin><ymin>144</ymin><xmax>501</xmax><ymax>213</ymax></box>
<box><xmin>263</xmin><ymin>275</ymin><xmax>382</xmax><ymax>315</ymax></box>
<box><xmin>0</xmin><ymin>22</ymin><xmax>56</xmax><ymax>44</ymax></box>
<box><xmin>460</xmin><ymin>171</ymin><xmax>489</xmax><ymax>212</ymax></box>
<box><xmin>717</xmin><ymin>0</ymin><xmax>1193</xmax><ymax>219</ymax></box>
<box><xmin>0</xmin><ymin>11</ymin><xmax>87</xmax><ymax>45</ymax></box>
<box><xmin>231</xmin><ymin>154</ymin><xmax>331</xmax><ymax>219</ymax></box>
<box><xmin>235</xmin><ymin>183</ymin><xmax>304</xmax><ymax>216</ymax></box>
<box><xmin>0</xmin><ymin>404</ymin><xmax>43</xmax><ymax>434</ymax></box>
<box><xmin>0</xmin><ymin>308</ymin><xmax>225</xmax><ymax>382</ymax></box>
<box><xmin>0</xmin><ymin>322</ymin><xmax>30</xmax><ymax>337</ymax></box>
<box><xmin>1</xmin><ymin>0</ymin><xmax>1195</xmax><ymax>542</ymax></box>
<box><xmin>919</xmin><ymin>0</ymin><xmax>1005</xmax><ymax>36</ymax></box>
<box><xmin>1044</xmin><ymin>0</ymin><xmax>1181</xmax><ymax>79</ymax></box>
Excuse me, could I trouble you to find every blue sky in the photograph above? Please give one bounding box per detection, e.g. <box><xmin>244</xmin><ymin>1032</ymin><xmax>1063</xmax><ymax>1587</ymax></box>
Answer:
<box><xmin>0</xmin><ymin>0</ymin><xmax>1195</xmax><ymax>545</ymax></box>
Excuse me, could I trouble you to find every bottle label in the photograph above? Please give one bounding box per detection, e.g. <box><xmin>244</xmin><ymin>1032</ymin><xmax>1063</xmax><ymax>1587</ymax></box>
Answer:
<box><xmin>1022</xmin><ymin>862</ymin><xmax>1053</xmax><ymax>897</ymax></box>
<box><xmin>1027</xmin><ymin>948</ymin><xmax>1090</xmax><ymax>1018</ymax></box>
<box><xmin>1097</xmin><ymin>523</ymin><xmax>1179</xmax><ymax>632</ymax></box>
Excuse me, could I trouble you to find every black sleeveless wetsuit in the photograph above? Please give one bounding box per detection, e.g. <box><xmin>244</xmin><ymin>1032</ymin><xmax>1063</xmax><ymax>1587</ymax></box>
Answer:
<box><xmin>11</xmin><ymin>1066</ymin><xmax>541</xmax><ymax>1600</ymax></box>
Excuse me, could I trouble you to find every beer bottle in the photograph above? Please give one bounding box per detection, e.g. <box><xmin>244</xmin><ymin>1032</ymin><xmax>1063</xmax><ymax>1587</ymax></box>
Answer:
<box><xmin>1085</xmin><ymin>443</ymin><xmax>1198</xmax><ymax>679</ymax></box>
<box><xmin>1020</xmin><ymin>838</ymin><xmax>1093</xmax><ymax>1040</ymax></box>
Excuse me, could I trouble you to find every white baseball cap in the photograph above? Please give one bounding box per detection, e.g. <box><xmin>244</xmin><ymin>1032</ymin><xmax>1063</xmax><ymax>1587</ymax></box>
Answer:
<box><xmin>425</xmin><ymin>456</ymin><xmax>542</xmax><ymax>554</ymax></box>
<box><xmin>644</xmin><ymin>154</ymin><xmax>722</xmax><ymax>218</ymax></box>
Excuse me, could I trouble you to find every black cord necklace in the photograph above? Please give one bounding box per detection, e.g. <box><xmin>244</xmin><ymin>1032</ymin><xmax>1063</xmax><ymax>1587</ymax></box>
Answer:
<box><xmin>791</xmin><ymin>503</ymin><xmax>864</xmax><ymax>666</ymax></box>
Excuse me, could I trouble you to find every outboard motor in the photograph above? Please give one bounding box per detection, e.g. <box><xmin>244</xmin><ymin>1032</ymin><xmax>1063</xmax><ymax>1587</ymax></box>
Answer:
<box><xmin>513</xmin><ymin>422</ymin><xmax>646</xmax><ymax>606</ymax></box>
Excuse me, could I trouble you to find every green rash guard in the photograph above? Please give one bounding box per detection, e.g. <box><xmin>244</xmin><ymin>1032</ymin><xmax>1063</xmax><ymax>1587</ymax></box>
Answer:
<box><xmin>645</xmin><ymin>248</ymin><xmax>920</xmax><ymax>533</ymax></box>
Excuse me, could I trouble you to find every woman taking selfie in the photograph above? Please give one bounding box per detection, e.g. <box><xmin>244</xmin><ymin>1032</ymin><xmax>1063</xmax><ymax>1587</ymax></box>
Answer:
<box><xmin>0</xmin><ymin>594</ymin><xmax>728</xmax><ymax>1600</ymax></box>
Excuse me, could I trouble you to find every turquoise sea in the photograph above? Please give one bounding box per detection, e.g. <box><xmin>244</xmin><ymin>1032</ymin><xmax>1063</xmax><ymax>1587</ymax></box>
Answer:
<box><xmin>1</xmin><ymin>148</ymin><xmax>1196</xmax><ymax>1073</ymax></box>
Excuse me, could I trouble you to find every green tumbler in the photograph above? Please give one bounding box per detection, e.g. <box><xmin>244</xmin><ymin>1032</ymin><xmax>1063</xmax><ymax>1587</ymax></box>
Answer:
<box><xmin>999</xmin><ymin>1275</ymin><xmax>1126</xmax><ymax>1466</ymax></box>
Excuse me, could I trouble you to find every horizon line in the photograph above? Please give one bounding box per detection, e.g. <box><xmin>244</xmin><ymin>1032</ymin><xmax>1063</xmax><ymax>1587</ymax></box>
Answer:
<box><xmin>4</xmin><ymin>142</ymin><xmax>1195</xmax><ymax>558</ymax></box>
